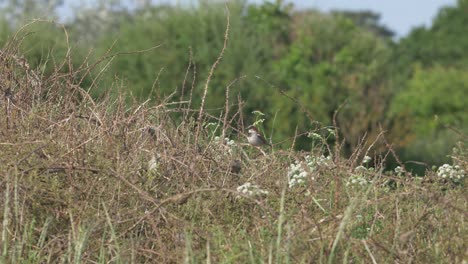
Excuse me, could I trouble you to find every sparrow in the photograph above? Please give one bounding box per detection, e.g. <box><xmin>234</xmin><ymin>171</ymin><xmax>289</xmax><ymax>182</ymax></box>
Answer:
<box><xmin>247</xmin><ymin>126</ymin><xmax>271</xmax><ymax>147</ymax></box>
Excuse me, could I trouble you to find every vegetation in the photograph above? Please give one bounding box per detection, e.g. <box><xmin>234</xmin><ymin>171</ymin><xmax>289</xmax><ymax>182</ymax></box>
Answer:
<box><xmin>1</xmin><ymin>0</ymin><xmax>466</xmax><ymax>171</ymax></box>
<box><xmin>0</xmin><ymin>0</ymin><xmax>466</xmax><ymax>262</ymax></box>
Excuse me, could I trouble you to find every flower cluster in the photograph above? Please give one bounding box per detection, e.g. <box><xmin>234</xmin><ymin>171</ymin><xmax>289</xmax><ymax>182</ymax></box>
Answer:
<box><xmin>307</xmin><ymin>128</ymin><xmax>336</xmax><ymax>141</ymax></box>
<box><xmin>213</xmin><ymin>136</ymin><xmax>236</xmax><ymax>156</ymax></box>
<box><xmin>346</xmin><ymin>174</ymin><xmax>369</xmax><ymax>186</ymax></box>
<box><xmin>346</xmin><ymin>165</ymin><xmax>371</xmax><ymax>187</ymax></box>
<box><xmin>214</xmin><ymin>136</ymin><xmax>235</xmax><ymax>147</ymax></box>
<box><xmin>288</xmin><ymin>155</ymin><xmax>333</xmax><ymax>188</ymax></box>
<box><xmin>287</xmin><ymin>161</ymin><xmax>308</xmax><ymax>188</ymax></box>
<box><xmin>362</xmin><ymin>155</ymin><xmax>372</xmax><ymax>164</ymax></box>
<box><xmin>354</xmin><ymin>165</ymin><xmax>368</xmax><ymax>173</ymax></box>
<box><xmin>394</xmin><ymin>166</ymin><xmax>404</xmax><ymax>175</ymax></box>
<box><xmin>306</xmin><ymin>155</ymin><xmax>333</xmax><ymax>170</ymax></box>
<box><xmin>437</xmin><ymin>164</ymin><xmax>465</xmax><ymax>181</ymax></box>
<box><xmin>236</xmin><ymin>182</ymin><xmax>269</xmax><ymax>197</ymax></box>
<box><xmin>307</xmin><ymin>132</ymin><xmax>323</xmax><ymax>141</ymax></box>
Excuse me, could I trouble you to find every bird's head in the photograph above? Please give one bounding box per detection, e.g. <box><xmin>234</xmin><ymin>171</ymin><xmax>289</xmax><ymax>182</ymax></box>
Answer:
<box><xmin>247</xmin><ymin>125</ymin><xmax>259</xmax><ymax>135</ymax></box>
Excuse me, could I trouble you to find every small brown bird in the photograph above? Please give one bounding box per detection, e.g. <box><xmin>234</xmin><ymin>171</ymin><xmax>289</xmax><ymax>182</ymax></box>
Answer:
<box><xmin>247</xmin><ymin>126</ymin><xmax>271</xmax><ymax>147</ymax></box>
<box><xmin>230</xmin><ymin>159</ymin><xmax>242</xmax><ymax>174</ymax></box>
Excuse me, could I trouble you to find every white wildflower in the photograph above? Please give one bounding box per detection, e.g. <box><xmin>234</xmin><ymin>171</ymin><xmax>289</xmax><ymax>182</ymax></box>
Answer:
<box><xmin>347</xmin><ymin>165</ymin><xmax>371</xmax><ymax>187</ymax></box>
<box><xmin>236</xmin><ymin>182</ymin><xmax>269</xmax><ymax>197</ymax></box>
<box><xmin>394</xmin><ymin>166</ymin><xmax>403</xmax><ymax>174</ymax></box>
<box><xmin>307</xmin><ymin>132</ymin><xmax>323</xmax><ymax>140</ymax></box>
<box><xmin>362</xmin><ymin>155</ymin><xmax>372</xmax><ymax>164</ymax></box>
<box><xmin>288</xmin><ymin>154</ymin><xmax>333</xmax><ymax>188</ymax></box>
<box><xmin>305</xmin><ymin>155</ymin><xmax>333</xmax><ymax>171</ymax></box>
<box><xmin>147</xmin><ymin>155</ymin><xmax>158</xmax><ymax>172</ymax></box>
<box><xmin>213</xmin><ymin>136</ymin><xmax>236</xmax><ymax>155</ymax></box>
<box><xmin>437</xmin><ymin>164</ymin><xmax>465</xmax><ymax>181</ymax></box>
<box><xmin>354</xmin><ymin>165</ymin><xmax>368</xmax><ymax>173</ymax></box>
<box><xmin>326</xmin><ymin>128</ymin><xmax>336</xmax><ymax>137</ymax></box>
<box><xmin>226</xmin><ymin>138</ymin><xmax>235</xmax><ymax>146</ymax></box>
<box><xmin>214</xmin><ymin>136</ymin><xmax>235</xmax><ymax>146</ymax></box>
<box><xmin>346</xmin><ymin>174</ymin><xmax>370</xmax><ymax>187</ymax></box>
<box><xmin>287</xmin><ymin>160</ymin><xmax>308</xmax><ymax>188</ymax></box>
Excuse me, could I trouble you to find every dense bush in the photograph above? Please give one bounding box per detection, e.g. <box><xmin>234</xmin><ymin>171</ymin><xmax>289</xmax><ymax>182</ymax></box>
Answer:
<box><xmin>0</xmin><ymin>0</ymin><xmax>466</xmax><ymax>170</ymax></box>
<box><xmin>0</xmin><ymin>34</ymin><xmax>466</xmax><ymax>263</ymax></box>
<box><xmin>0</xmin><ymin>1</ymin><xmax>467</xmax><ymax>262</ymax></box>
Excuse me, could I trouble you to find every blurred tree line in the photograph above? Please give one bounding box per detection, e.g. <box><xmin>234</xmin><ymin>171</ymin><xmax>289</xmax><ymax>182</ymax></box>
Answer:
<box><xmin>0</xmin><ymin>0</ymin><xmax>466</xmax><ymax>172</ymax></box>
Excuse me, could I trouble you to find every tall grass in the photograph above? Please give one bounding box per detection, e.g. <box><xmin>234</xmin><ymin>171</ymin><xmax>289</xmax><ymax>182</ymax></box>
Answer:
<box><xmin>0</xmin><ymin>23</ymin><xmax>466</xmax><ymax>263</ymax></box>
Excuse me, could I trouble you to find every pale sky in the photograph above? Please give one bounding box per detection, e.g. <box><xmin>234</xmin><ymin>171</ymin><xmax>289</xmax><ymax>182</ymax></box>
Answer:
<box><xmin>288</xmin><ymin>0</ymin><xmax>457</xmax><ymax>37</ymax></box>
<box><xmin>61</xmin><ymin>0</ymin><xmax>458</xmax><ymax>37</ymax></box>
